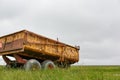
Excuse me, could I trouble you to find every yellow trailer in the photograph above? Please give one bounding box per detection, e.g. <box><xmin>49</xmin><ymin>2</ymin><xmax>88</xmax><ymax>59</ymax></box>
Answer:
<box><xmin>0</xmin><ymin>30</ymin><xmax>79</xmax><ymax>70</ymax></box>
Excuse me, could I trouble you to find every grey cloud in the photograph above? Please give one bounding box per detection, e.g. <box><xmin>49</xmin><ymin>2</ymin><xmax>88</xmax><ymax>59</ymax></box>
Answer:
<box><xmin>0</xmin><ymin>0</ymin><xmax>120</xmax><ymax>65</ymax></box>
<box><xmin>0</xmin><ymin>0</ymin><xmax>30</xmax><ymax>20</ymax></box>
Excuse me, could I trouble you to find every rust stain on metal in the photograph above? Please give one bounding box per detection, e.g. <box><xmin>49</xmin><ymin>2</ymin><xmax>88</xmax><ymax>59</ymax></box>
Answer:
<box><xmin>0</xmin><ymin>39</ymin><xmax>24</xmax><ymax>53</ymax></box>
<box><xmin>0</xmin><ymin>42</ymin><xmax>2</xmax><ymax>48</ymax></box>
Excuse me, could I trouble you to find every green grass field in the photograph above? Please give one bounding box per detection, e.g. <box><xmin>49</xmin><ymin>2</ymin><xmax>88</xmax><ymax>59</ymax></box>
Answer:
<box><xmin>0</xmin><ymin>65</ymin><xmax>120</xmax><ymax>80</ymax></box>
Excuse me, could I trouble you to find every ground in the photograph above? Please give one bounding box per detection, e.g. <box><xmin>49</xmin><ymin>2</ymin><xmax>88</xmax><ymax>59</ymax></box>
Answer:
<box><xmin>0</xmin><ymin>65</ymin><xmax>120</xmax><ymax>80</ymax></box>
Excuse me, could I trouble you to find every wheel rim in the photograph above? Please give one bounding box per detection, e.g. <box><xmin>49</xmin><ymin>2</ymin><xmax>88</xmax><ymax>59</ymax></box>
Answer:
<box><xmin>31</xmin><ymin>64</ymin><xmax>40</xmax><ymax>70</ymax></box>
<box><xmin>42</xmin><ymin>60</ymin><xmax>55</xmax><ymax>69</ymax></box>
<box><xmin>48</xmin><ymin>63</ymin><xmax>54</xmax><ymax>69</ymax></box>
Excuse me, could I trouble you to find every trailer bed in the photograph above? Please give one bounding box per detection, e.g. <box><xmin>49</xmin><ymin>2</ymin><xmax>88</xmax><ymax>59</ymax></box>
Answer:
<box><xmin>0</xmin><ymin>30</ymin><xmax>79</xmax><ymax>64</ymax></box>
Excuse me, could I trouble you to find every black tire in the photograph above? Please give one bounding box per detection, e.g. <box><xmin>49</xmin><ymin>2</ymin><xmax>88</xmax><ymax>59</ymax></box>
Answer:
<box><xmin>42</xmin><ymin>60</ymin><xmax>55</xmax><ymax>69</ymax></box>
<box><xmin>24</xmin><ymin>59</ymin><xmax>41</xmax><ymax>71</ymax></box>
<box><xmin>6</xmin><ymin>64</ymin><xmax>11</xmax><ymax>68</ymax></box>
<box><xmin>6</xmin><ymin>61</ymin><xmax>17</xmax><ymax>68</ymax></box>
<box><xmin>57</xmin><ymin>62</ymin><xmax>70</xmax><ymax>68</ymax></box>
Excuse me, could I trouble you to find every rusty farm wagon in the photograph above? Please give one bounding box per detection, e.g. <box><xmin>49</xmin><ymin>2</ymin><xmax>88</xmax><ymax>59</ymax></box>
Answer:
<box><xmin>0</xmin><ymin>30</ymin><xmax>79</xmax><ymax>70</ymax></box>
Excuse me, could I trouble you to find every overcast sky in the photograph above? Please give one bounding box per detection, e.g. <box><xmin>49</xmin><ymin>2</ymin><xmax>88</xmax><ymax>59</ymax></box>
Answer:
<box><xmin>0</xmin><ymin>0</ymin><xmax>120</xmax><ymax>65</ymax></box>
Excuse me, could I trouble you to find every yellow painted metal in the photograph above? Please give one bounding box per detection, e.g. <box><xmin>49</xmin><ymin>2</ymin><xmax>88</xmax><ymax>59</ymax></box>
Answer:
<box><xmin>0</xmin><ymin>30</ymin><xmax>79</xmax><ymax>63</ymax></box>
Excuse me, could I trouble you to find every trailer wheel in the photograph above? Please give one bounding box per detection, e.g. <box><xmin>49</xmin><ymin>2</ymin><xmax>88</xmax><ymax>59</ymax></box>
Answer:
<box><xmin>42</xmin><ymin>60</ymin><xmax>55</xmax><ymax>69</ymax></box>
<box><xmin>6</xmin><ymin>61</ymin><xmax>17</xmax><ymax>68</ymax></box>
<box><xmin>6</xmin><ymin>64</ymin><xmax>11</xmax><ymax>68</ymax></box>
<box><xmin>57</xmin><ymin>62</ymin><xmax>70</xmax><ymax>68</ymax></box>
<box><xmin>24</xmin><ymin>59</ymin><xmax>41</xmax><ymax>71</ymax></box>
